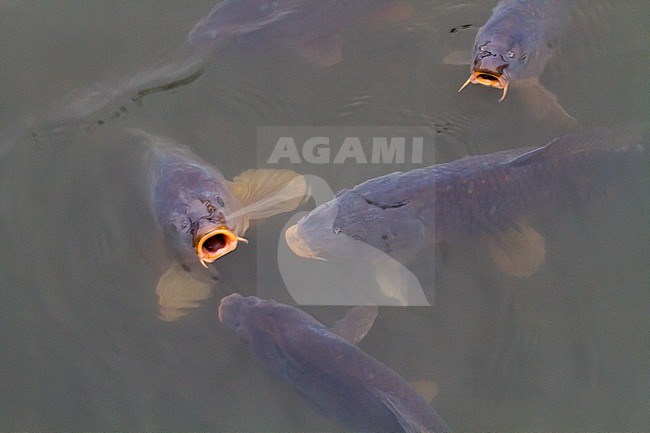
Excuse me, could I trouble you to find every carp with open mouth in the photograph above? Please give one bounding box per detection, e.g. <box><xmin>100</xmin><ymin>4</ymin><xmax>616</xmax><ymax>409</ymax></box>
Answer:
<box><xmin>137</xmin><ymin>129</ymin><xmax>309</xmax><ymax>320</ymax></box>
<box><xmin>456</xmin><ymin>0</ymin><xmax>575</xmax><ymax>122</ymax></box>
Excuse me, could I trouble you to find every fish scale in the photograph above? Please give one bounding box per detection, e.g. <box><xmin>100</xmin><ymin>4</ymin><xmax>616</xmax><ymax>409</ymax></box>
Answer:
<box><xmin>287</xmin><ymin>125</ymin><xmax>648</xmax><ymax>276</ymax></box>
<box><xmin>219</xmin><ymin>294</ymin><xmax>450</xmax><ymax>432</ymax></box>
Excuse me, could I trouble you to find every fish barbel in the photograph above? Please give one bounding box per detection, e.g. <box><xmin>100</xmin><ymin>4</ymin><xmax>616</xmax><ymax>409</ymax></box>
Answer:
<box><xmin>136</xmin><ymin>129</ymin><xmax>309</xmax><ymax>320</ymax></box>
<box><xmin>452</xmin><ymin>0</ymin><xmax>578</xmax><ymax>124</ymax></box>
<box><xmin>458</xmin><ymin>0</ymin><xmax>570</xmax><ymax>101</ymax></box>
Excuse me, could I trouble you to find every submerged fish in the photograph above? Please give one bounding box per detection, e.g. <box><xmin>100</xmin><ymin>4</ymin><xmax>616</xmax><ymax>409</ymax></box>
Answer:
<box><xmin>29</xmin><ymin>47</ymin><xmax>209</xmax><ymax>143</ymax></box>
<box><xmin>189</xmin><ymin>0</ymin><xmax>414</xmax><ymax>67</ymax></box>
<box><xmin>286</xmin><ymin>125</ymin><xmax>648</xmax><ymax>277</ymax></box>
<box><xmin>456</xmin><ymin>0</ymin><xmax>574</xmax><ymax>120</ymax></box>
<box><xmin>219</xmin><ymin>294</ymin><xmax>450</xmax><ymax>432</ymax></box>
<box><xmin>137</xmin><ymin>129</ymin><xmax>309</xmax><ymax>319</ymax></box>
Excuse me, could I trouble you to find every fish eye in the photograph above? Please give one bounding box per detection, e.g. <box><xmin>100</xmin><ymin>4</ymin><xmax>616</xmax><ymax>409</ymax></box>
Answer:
<box><xmin>171</xmin><ymin>215</ymin><xmax>191</xmax><ymax>232</ymax></box>
<box><xmin>333</xmin><ymin>226</ymin><xmax>342</xmax><ymax>235</ymax></box>
<box><xmin>507</xmin><ymin>50</ymin><xmax>516</xmax><ymax>59</ymax></box>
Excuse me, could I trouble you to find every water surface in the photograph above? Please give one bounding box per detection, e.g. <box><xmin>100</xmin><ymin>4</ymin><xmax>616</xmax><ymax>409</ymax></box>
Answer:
<box><xmin>1</xmin><ymin>1</ymin><xmax>648</xmax><ymax>431</ymax></box>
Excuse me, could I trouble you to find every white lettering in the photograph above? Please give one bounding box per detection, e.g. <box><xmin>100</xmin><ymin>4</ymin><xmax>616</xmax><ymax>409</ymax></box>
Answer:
<box><xmin>333</xmin><ymin>137</ymin><xmax>367</xmax><ymax>164</ymax></box>
<box><xmin>371</xmin><ymin>137</ymin><xmax>405</xmax><ymax>163</ymax></box>
<box><xmin>267</xmin><ymin>135</ymin><xmax>426</xmax><ymax>164</ymax></box>
<box><xmin>302</xmin><ymin>137</ymin><xmax>330</xmax><ymax>164</ymax></box>
<box><xmin>267</xmin><ymin>137</ymin><xmax>301</xmax><ymax>164</ymax></box>
<box><xmin>411</xmin><ymin>137</ymin><xmax>423</xmax><ymax>164</ymax></box>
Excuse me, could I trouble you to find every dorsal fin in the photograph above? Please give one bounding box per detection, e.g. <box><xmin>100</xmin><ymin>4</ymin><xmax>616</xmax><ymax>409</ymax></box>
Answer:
<box><xmin>504</xmin><ymin>143</ymin><xmax>552</xmax><ymax>168</ymax></box>
<box><xmin>505</xmin><ymin>124</ymin><xmax>649</xmax><ymax>168</ymax></box>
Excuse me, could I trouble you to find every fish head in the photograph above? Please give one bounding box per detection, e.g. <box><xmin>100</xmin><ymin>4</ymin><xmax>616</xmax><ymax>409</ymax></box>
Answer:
<box><xmin>285</xmin><ymin>190</ymin><xmax>378</xmax><ymax>261</ymax></box>
<box><xmin>285</xmin><ymin>198</ymin><xmax>351</xmax><ymax>260</ymax></box>
<box><xmin>219</xmin><ymin>293</ymin><xmax>318</xmax><ymax>365</ymax></box>
<box><xmin>170</xmin><ymin>194</ymin><xmax>246</xmax><ymax>268</ymax></box>
<box><xmin>218</xmin><ymin>293</ymin><xmax>260</xmax><ymax>343</ymax></box>
<box><xmin>189</xmin><ymin>0</ymin><xmax>299</xmax><ymax>44</ymax></box>
<box><xmin>286</xmin><ymin>188</ymin><xmax>425</xmax><ymax>262</ymax></box>
<box><xmin>142</xmin><ymin>130</ymin><xmax>251</xmax><ymax>269</ymax></box>
<box><xmin>459</xmin><ymin>38</ymin><xmax>531</xmax><ymax>101</ymax></box>
<box><xmin>219</xmin><ymin>293</ymin><xmax>294</xmax><ymax>337</ymax></box>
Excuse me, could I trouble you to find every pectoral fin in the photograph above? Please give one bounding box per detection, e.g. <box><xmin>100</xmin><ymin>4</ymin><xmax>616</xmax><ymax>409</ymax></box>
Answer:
<box><xmin>378</xmin><ymin>391</ymin><xmax>450</xmax><ymax>433</ymax></box>
<box><xmin>374</xmin><ymin>258</ymin><xmax>431</xmax><ymax>306</ymax></box>
<box><xmin>518</xmin><ymin>77</ymin><xmax>577</xmax><ymax>126</ymax></box>
<box><xmin>156</xmin><ymin>263</ymin><xmax>214</xmax><ymax>321</ymax></box>
<box><xmin>481</xmin><ymin>221</ymin><xmax>546</xmax><ymax>277</ymax></box>
<box><xmin>410</xmin><ymin>380</ymin><xmax>439</xmax><ymax>403</ymax></box>
<box><xmin>329</xmin><ymin>305</ymin><xmax>379</xmax><ymax>344</ymax></box>
<box><xmin>231</xmin><ymin>169</ymin><xmax>310</xmax><ymax>220</ymax></box>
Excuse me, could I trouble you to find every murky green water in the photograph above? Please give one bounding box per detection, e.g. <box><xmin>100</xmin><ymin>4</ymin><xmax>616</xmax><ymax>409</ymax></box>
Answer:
<box><xmin>1</xmin><ymin>1</ymin><xmax>648</xmax><ymax>431</ymax></box>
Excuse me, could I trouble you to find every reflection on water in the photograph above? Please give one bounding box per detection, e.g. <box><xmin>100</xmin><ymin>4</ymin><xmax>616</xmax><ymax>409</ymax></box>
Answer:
<box><xmin>1</xmin><ymin>1</ymin><xmax>649</xmax><ymax>431</ymax></box>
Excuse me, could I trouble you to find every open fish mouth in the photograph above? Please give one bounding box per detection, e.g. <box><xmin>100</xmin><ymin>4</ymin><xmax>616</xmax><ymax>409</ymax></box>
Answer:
<box><xmin>458</xmin><ymin>71</ymin><xmax>510</xmax><ymax>102</ymax></box>
<box><xmin>194</xmin><ymin>226</ymin><xmax>247</xmax><ymax>268</ymax></box>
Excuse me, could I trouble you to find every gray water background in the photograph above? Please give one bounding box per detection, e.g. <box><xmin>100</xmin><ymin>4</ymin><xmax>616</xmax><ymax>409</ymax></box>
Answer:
<box><xmin>1</xmin><ymin>1</ymin><xmax>649</xmax><ymax>431</ymax></box>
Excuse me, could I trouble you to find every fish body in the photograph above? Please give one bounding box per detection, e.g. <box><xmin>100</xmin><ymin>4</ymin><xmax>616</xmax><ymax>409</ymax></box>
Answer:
<box><xmin>458</xmin><ymin>0</ymin><xmax>571</xmax><ymax>114</ymax></box>
<box><xmin>138</xmin><ymin>129</ymin><xmax>309</xmax><ymax>320</ymax></box>
<box><xmin>189</xmin><ymin>0</ymin><xmax>414</xmax><ymax>67</ymax></box>
<box><xmin>287</xmin><ymin>126</ymin><xmax>648</xmax><ymax>276</ymax></box>
<box><xmin>146</xmin><ymin>133</ymin><xmax>246</xmax><ymax>271</ymax></box>
<box><xmin>219</xmin><ymin>294</ymin><xmax>450</xmax><ymax>433</ymax></box>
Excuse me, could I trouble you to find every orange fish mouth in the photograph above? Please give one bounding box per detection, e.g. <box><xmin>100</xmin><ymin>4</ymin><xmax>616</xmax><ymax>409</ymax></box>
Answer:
<box><xmin>194</xmin><ymin>226</ymin><xmax>247</xmax><ymax>268</ymax></box>
<box><xmin>458</xmin><ymin>71</ymin><xmax>510</xmax><ymax>102</ymax></box>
